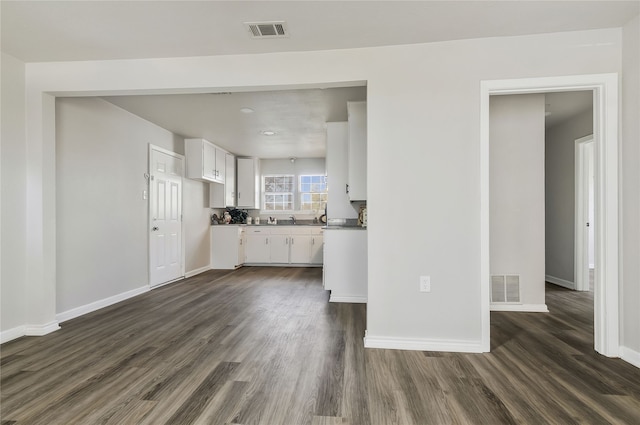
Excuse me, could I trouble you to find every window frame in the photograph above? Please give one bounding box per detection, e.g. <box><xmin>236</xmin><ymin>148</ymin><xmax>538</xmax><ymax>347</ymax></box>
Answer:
<box><xmin>262</xmin><ymin>174</ymin><xmax>295</xmax><ymax>212</ymax></box>
<box><xmin>298</xmin><ymin>174</ymin><xmax>327</xmax><ymax>212</ymax></box>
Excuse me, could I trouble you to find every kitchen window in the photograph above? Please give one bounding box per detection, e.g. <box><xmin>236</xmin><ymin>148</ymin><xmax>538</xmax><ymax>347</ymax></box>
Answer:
<box><xmin>263</xmin><ymin>175</ymin><xmax>295</xmax><ymax>211</ymax></box>
<box><xmin>299</xmin><ymin>175</ymin><xmax>327</xmax><ymax>211</ymax></box>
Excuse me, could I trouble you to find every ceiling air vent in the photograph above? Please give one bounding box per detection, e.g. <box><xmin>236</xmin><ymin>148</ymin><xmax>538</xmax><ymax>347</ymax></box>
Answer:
<box><xmin>244</xmin><ymin>21</ymin><xmax>289</xmax><ymax>39</ymax></box>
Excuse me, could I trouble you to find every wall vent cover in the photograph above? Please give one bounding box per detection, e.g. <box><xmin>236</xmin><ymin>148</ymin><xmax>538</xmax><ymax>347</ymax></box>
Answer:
<box><xmin>244</xmin><ymin>21</ymin><xmax>289</xmax><ymax>39</ymax></box>
<box><xmin>491</xmin><ymin>275</ymin><xmax>521</xmax><ymax>303</ymax></box>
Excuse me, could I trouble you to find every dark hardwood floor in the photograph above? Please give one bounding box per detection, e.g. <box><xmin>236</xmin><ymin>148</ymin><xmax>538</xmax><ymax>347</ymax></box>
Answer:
<box><xmin>1</xmin><ymin>267</ymin><xmax>639</xmax><ymax>424</ymax></box>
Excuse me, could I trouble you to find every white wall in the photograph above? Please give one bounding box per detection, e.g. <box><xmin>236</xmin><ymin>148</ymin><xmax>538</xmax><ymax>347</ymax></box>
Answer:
<box><xmin>621</xmin><ymin>15</ymin><xmax>640</xmax><ymax>356</ymax></box>
<box><xmin>183</xmin><ymin>179</ymin><xmax>212</xmax><ymax>274</ymax></box>
<box><xmin>1</xmin><ymin>53</ymin><xmax>28</xmax><ymax>340</ymax></box>
<box><xmin>490</xmin><ymin>94</ymin><xmax>546</xmax><ymax>309</ymax></box>
<box><xmin>14</xmin><ymin>27</ymin><xmax>630</xmax><ymax>350</ymax></box>
<box><xmin>545</xmin><ymin>108</ymin><xmax>593</xmax><ymax>284</ymax></box>
<box><xmin>56</xmin><ymin>97</ymin><xmax>208</xmax><ymax>316</ymax></box>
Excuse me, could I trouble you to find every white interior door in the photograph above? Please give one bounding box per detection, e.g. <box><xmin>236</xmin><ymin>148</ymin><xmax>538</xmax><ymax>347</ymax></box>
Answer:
<box><xmin>574</xmin><ymin>135</ymin><xmax>594</xmax><ymax>292</ymax></box>
<box><xmin>149</xmin><ymin>146</ymin><xmax>184</xmax><ymax>287</ymax></box>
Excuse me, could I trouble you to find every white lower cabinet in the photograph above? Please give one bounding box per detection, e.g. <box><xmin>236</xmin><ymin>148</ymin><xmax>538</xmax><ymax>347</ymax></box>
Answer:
<box><xmin>310</xmin><ymin>231</ymin><xmax>323</xmax><ymax>264</ymax></box>
<box><xmin>290</xmin><ymin>228</ymin><xmax>324</xmax><ymax>264</ymax></box>
<box><xmin>269</xmin><ymin>230</ymin><xmax>290</xmax><ymax>264</ymax></box>
<box><xmin>245</xmin><ymin>228</ymin><xmax>270</xmax><ymax>263</ymax></box>
<box><xmin>323</xmin><ymin>229</ymin><xmax>367</xmax><ymax>302</ymax></box>
<box><xmin>211</xmin><ymin>226</ymin><xmax>245</xmax><ymax>269</ymax></box>
<box><xmin>244</xmin><ymin>226</ymin><xmax>323</xmax><ymax>265</ymax></box>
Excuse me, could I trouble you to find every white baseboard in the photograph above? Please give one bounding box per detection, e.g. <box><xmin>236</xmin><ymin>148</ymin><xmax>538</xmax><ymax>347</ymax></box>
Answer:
<box><xmin>545</xmin><ymin>275</ymin><xmax>575</xmax><ymax>290</ymax></box>
<box><xmin>364</xmin><ymin>332</ymin><xmax>483</xmax><ymax>353</ymax></box>
<box><xmin>185</xmin><ymin>265</ymin><xmax>211</xmax><ymax>278</ymax></box>
<box><xmin>329</xmin><ymin>294</ymin><xmax>367</xmax><ymax>303</ymax></box>
<box><xmin>56</xmin><ymin>285</ymin><xmax>149</xmax><ymax>323</ymax></box>
<box><xmin>25</xmin><ymin>321</ymin><xmax>60</xmax><ymax>336</ymax></box>
<box><xmin>1</xmin><ymin>325</ymin><xmax>27</xmax><ymax>344</ymax></box>
<box><xmin>491</xmin><ymin>303</ymin><xmax>549</xmax><ymax>312</ymax></box>
<box><xmin>620</xmin><ymin>346</ymin><xmax>640</xmax><ymax>368</ymax></box>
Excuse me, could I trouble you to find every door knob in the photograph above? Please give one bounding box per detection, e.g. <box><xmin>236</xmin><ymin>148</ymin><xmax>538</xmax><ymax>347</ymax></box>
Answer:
<box><xmin>152</xmin><ymin>226</ymin><xmax>159</xmax><ymax>231</ymax></box>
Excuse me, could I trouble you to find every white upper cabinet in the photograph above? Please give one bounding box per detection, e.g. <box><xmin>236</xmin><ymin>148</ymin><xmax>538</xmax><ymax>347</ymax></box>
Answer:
<box><xmin>326</xmin><ymin>122</ymin><xmax>358</xmax><ymax>219</ymax></box>
<box><xmin>347</xmin><ymin>101</ymin><xmax>367</xmax><ymax>201</ymax></box>
<box><xmin>185</xmin><ymin>138</ymin><xmax>226</xmax><ymax>184</ymax></box>
<box><xmin>210</xmin><ymin>152</ymin><xmax>236</xmax><ymax>208</ymax></box>
<box><xmin>236</xmin><ymin>157</ymin><xmax>260</xmax><ymax>209</ymax></box>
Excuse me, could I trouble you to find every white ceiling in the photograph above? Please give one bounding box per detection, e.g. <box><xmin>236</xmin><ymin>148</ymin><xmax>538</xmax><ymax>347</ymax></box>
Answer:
<box><xmin>2</xmin><ymin>1</ymin><xmax>638</xmax><ymax>63</ymax></box>
<box><xmin>3</xmin><ymin>1</ymin><xmax>633</xmax><ymax>158</ymax></box>
<box><xmin>102</xmin><ymin>86</ymin><xmax>367</xmax><ymax>158</ymax></box>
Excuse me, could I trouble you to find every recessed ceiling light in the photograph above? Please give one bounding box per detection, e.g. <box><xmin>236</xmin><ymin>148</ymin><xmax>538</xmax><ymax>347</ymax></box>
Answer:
<box><xmin>240</xmin><ymin>107</ymin><xmax>254</xmax><ymax>114</ymax></box>
<box><xmin>261</xmin><ymin>130</ymin><xmax>276</xmax><ymax>136</ymax></box>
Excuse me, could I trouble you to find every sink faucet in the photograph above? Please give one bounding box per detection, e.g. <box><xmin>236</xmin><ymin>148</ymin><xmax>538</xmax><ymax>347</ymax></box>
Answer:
<box><xmin>289</xmin><ymin>215</ymin><xmax>296</xmax><ymax>225</ymax></box>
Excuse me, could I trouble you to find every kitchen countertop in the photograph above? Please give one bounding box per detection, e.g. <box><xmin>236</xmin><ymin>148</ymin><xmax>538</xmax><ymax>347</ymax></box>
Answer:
<box><xmin>212</xmin><ymin>223</ymin><xmax>325</xmax><ymax>227</ymax></box>
<box><xmin>323</xmin><ymin>225</ymin><xmax>367</xmax><ymax>230</ymax></box>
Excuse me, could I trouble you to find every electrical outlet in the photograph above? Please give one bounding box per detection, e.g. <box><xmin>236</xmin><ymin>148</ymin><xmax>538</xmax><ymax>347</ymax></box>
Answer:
<box><xmin>419</xmin><ymin>275</ymin><xmax>431</xmax><ymax>292</ymax></box>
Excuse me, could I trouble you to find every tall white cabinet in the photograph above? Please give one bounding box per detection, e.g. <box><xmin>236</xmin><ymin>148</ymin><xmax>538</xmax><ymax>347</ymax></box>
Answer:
<box><xmin>326</xmin><ymin>122</ymin><xmax>358</xmax><ymax>219</ymax></box>
<box><xmin>237</xmin><ymin>157</ymin><xmax>260</xmax><ymax>209</ymax></box>
<box><xmin>347</xmin><ymin>101</ymin><xmax>367</xmax><ymax>201</ymax></box>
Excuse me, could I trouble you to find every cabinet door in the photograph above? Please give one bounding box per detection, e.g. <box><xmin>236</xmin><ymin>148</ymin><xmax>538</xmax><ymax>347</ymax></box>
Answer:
<box><xmin>290</xmin><ymin>235</ymin><xmax>312</xmax><ymax>264</ymax></box>
<box><xmin>326</xmin><ymin>122</ymin><xmax>358</xmax><ymax>219</ymax></box>
<box><xmin>202</xmin><ymin>141</ymin><xmax>216</xmax><ymax>181</ymax></box>
<box><xmin>245</xmin><ymin>233</ymin><xmax>269</xmax><ymax>263</ymax></box>
<box><xmin>237</xmin><ymin>157</ymin><xmax>259</xmax><ymax>209</ymax></box>
<box><xmin>225</xmin><ymin>153</ymin><xmax>236</xmax><ymax>207</ymax></box>
<box><xmin>214</xmin><ymin>148</ymin><xmax>226</xmax><ymax>183</ymax></box>
<box><xmin>347</xmin><ymin>101</ymin><xmax>367</xmax><ymax>201</ymax></box>
<box><xmin>269</xmin><ymin>234</ymin><xmax>290</xmax><ymax>264</ymax></box>
<box><xmin>237</xmin><ymin>231</ymin><xmax>245</xmax><ymax>266</ymax></box>
<box><xmin>310</xmin><ymin>234</ymin><xmax>324</xmax><ymax>264</ymax></box>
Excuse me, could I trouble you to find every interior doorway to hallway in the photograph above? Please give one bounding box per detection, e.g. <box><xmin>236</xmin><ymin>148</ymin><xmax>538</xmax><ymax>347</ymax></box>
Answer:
<box><xmin>480</xmin><ymin>74</ymin><xmax>620</xmax><ymax>358</ymax></box>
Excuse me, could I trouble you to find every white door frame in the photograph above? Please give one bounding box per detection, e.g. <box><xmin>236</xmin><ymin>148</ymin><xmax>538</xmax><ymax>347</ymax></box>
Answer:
<box><xmin>575</xmin><ymin>135</ymin><xmax>595</xmax><ymax>292</ymax></box>
<box><xmin>148</xmin><ymin>144</ymin><xmax>186</xmax><ymax>288</ymax></box>
<box><xmin>480</xmin><ymin>74</ymin><xmax>619</xmax><ymax>357</ymax></box>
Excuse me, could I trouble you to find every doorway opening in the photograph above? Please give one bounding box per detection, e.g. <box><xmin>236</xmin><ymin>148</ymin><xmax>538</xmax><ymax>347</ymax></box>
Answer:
<box><xmin>480</xmin><ymin>74</ymin><xmax>620</xmax><ymax>357</ymax></box>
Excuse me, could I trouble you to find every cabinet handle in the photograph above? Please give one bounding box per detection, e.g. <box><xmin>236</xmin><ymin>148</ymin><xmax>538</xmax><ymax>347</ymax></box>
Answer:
<box><xmin>312</xmin><ymin>238</ymin><xmax>315</xmax><ymax>245</ymax></box>
<box><xmin>286</xmin><ymin>237</ymin><xmax>289</xmax><ymax>245</ymax></box>
<box><xmin>291</xmin><ymin>238</ymin><xmax>294</xmax><ymax>245</ymax></box>
<box><xmin>346</xmin><ymin>183</ymin><xmax>349</xmax><ymax>194</ymax></box>
<box><xmin>266</xmin><ymin>238</ymin><xmax>268</xmax><ymax>245</ymax></box>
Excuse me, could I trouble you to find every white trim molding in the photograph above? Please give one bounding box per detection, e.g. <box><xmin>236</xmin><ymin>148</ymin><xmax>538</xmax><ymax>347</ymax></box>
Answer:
<box><xmin>545</xmin><ymin>275</ymin><xmax>576</xmax><ymax>290</ymax></box>
<box><xmin>364</xmin><ymin>333</ymin><xmax>483</xmax><ymax>353</ymax></box>
<box><xmin>620</xmin><ymin>346</ymin><xmax>640</xmax><ymax>369</ymax></box>
<box><xmin>25</xmin><ymin>321</ymin><xmax>60</xmax><ymax>336</ymax></box>
<box><xmin>329</xmin><ymin>295</ymin><xmax>367</xmax><ymax>303</ymax></box>
<box><xmin>185</xmin><ymin>265</ymin><xmax>211</xmax><ymax>278</ymax></box>
<box><xmin>480</xmin><ymin>73</ymin><xmax>620</xmax><ymax>357</ymax></box>
<box><xmin>56</xmin><ymin>286</ymin><xmax>149</xmax><ymax>323</ymax></box>
<box><xmin>1</xmin><ymin>326</ymin><xmax>27</xmax><ymax>344</ymax></box>
<box><xmin>490</xmin><ymin>304</ymin><xmax>549</xmax><ymax>312</ymax></box>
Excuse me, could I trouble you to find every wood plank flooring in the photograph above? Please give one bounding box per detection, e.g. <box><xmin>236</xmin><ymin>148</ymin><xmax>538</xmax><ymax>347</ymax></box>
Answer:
<box><xmin>1</xmin><ymin>268</ymin><xmax>639</xmax><ymax>424</ymax></box>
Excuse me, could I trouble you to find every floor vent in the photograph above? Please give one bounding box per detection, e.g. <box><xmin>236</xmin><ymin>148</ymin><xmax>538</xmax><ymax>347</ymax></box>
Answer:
<box><xmin>244</xmin><ymin>21</ymin><xmax>289</xmax><ymax>39</ymax></box>
<box><xmin>491</xmin><ymin>275</ymin><xmax>521</xmax><ymax>303</ymax></box>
